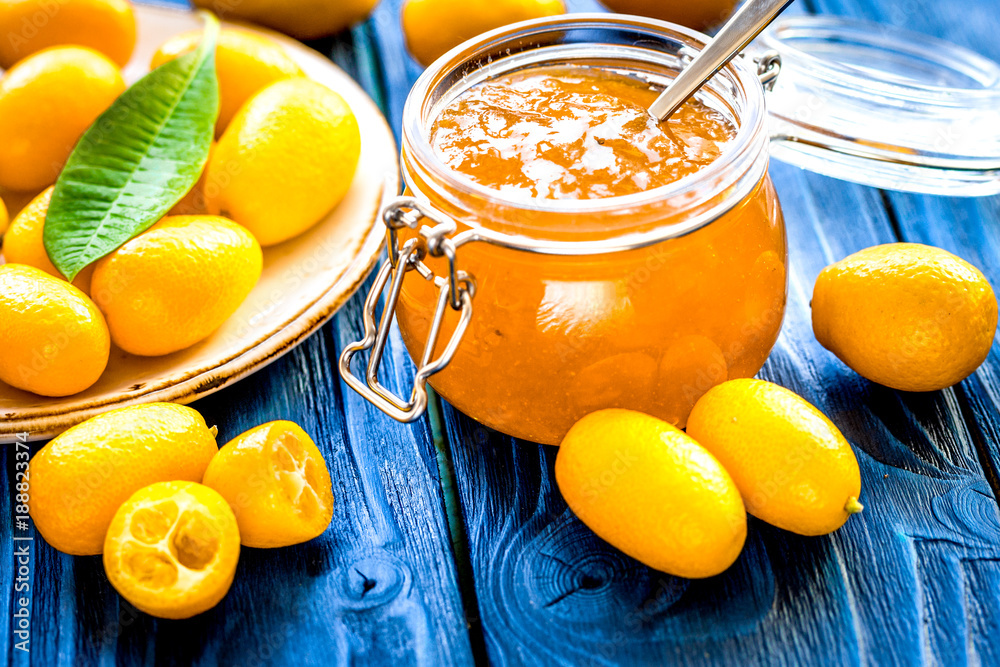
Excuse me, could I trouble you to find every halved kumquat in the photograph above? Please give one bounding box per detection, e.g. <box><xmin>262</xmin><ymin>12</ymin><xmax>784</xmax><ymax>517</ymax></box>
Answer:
<box><xmin>103</xmin><ymin>481</ymin><xmax>240</xmax><ymax>620</ymax></box>
<box><xmin>203</xmin><ymin>420</ymin><xmax>334</xmax><ymax>548</ymax></box>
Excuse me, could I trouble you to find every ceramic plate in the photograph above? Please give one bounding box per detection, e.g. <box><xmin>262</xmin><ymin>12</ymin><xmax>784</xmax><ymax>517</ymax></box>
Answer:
<box><xmin>0</xmin><ymin>4</ymin><xmax>398</xmax><ymax>442</ymax></box>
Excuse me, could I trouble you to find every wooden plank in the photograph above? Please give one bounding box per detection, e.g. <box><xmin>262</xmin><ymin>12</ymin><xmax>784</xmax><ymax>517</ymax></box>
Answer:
<box><xmin>876</xmin><ymin>192</ymin><xmax>1000</xmax><ymax>481</ymax></box>
<box><xmin>4</xmin><ymin>12</ymin><xmax>475</xmax><ymax>665</ymax></box>
<box><xmin>413</xmin><ymin>0</ymin><xmax>1000</xmax><ymax>651</ymax></box>
<box><xmin>807</xmin><ymin>6</ymin><xmax>1000</xmax><ymax>664</ymax></box>
<box><xmin>361</xmin><ymin>0</ymin><xmax>1000</xmax><ymax>662</ymax></box>
<box><xmin>8</xmin><ymin>301</ymin><xmax>476</xmax><ymax>666</ymax></box>
<box><xmin>441</xmin><ymin>164</ymin><xmax>1000</xmax><ymax>667</ymax></box>
<box><xmin>806</xmin><ymin>0</ymin><xmax>1000</xmax><ymax>496</ymax></box>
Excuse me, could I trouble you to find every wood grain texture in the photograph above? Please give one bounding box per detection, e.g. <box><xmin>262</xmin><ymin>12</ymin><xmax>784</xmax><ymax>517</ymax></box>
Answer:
<box><xmin>809</xmin><ymin>0</ymin><xmax>1000</xmax><ymax>508</ymax></box>
<box><xmin>442</xmin><ymin>164</ymin><xmax>1000</xmax><ymax>667</ymax></box>
<box><xmin>7</xmin><ymin>0</ymin><xmax>1000</xmax><ymax>666</ymax></box>
<box><xmin>3</xmin><ymin>298</ymin><xmax>475</xmax><ymax>666</ymax></box>
<box><xmin>2</xmin><ymin>11</ymin><xmax>474</xmax><ymax>666</ymax></box>
<box><xmin>415</xmin><ymin>0</ymin><xmax>1000</xmax><ymax>662</ymax></box>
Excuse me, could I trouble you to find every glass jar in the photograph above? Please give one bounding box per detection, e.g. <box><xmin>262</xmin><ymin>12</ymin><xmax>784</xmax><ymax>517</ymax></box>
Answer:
<box><xmin>341</xmin><ymin>14</ymin><xmax>785</xmax><ymax>445</ymax></box>
<box><xmin>340</xmin><ymin>13</ymin><xmax>1000</xmax><ymax>445</ymax></box>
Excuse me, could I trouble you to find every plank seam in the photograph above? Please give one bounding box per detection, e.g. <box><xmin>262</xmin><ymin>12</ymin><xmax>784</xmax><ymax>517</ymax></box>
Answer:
<box><xmin>428</xmin><ymin>389</ymin><xmax>492</xmax><ymax>666</ymax></box>
<box><xmin>878</xmin><ymin>190</ymin><xmax>905</xmax><ymax>241</ymax></box>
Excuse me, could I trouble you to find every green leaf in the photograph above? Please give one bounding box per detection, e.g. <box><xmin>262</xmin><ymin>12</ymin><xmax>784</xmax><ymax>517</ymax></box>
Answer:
<box><xmin>44</xmin><ymin>12</ymin><xmax>220</xmax><ymax>281</ymax></box>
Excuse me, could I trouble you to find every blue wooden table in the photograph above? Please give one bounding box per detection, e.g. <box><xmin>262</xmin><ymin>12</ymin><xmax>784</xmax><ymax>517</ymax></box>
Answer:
<box><xmin>4</xmin><ymin>0</ymin><xmax>1000</xmax><ymax>664</ymax></box>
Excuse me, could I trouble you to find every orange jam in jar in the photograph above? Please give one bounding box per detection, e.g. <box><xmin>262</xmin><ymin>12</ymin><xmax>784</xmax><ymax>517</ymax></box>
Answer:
<box><xmin>391</xmin><ymin>17</ymin><xmax>787</xmax><ymax>444</ymax></box>
<box><xmin>431</xmin><ymin>67</ymin><xmax>736</xmax><ymax>199</ymax></box>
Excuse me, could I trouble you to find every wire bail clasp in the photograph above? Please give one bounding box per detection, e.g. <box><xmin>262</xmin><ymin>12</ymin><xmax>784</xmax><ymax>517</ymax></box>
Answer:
<box><xmin>339</xmin><ymin>197</ymin><xmax>475</xmax><ymax>422</ymax></box>
<box><xmin>755</xmin><ymin>49</ymin><xmax>782</xmax><ymax>91</ymax></box>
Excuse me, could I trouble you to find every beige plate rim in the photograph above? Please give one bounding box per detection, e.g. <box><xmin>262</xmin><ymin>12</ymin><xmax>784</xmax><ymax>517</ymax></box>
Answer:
<box><xmin>0</xmin><ymin>4</ymin><xmax>398</xmax><ymax>442</ymax></box>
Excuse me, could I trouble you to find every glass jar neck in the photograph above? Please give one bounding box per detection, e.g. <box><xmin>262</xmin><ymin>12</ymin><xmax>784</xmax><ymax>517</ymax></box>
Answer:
<box><xmin>400</xmin><ymin>14</ymin><xmax>770</xmax><ymax>247</ymax></box>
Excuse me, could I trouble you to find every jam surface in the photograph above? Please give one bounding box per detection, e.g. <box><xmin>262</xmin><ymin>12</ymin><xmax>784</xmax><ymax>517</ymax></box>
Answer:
<box><xmin>431</xmin><ymin>65</ymin><xmax>736</xmax><ymax>200</ymax></box>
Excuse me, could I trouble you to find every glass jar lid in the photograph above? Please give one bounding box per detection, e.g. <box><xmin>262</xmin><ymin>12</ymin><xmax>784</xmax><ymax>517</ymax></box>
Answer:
<box><xmin>755</xmin><ymin>15</ymin><xmax>1000</xmax><ymax>196</ymax></box>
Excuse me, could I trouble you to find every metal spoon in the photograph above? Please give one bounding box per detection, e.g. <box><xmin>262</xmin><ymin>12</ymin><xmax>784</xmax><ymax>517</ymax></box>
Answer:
<box><xmin>648</xmin><ymin>0</ymin><xmax>797</xmax><ymax>121</ymax></box>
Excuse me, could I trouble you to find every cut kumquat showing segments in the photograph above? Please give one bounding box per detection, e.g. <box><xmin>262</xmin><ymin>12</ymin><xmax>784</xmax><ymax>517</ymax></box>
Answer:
<box><xmin>103</xmin><ymin>481</ymin><xmax>240</xmax><ymax>620</ymax></box>
<box><xmin>202</xmin><ymin>421</ymin><xmax>334</xmax><ymax>548</ymax></box>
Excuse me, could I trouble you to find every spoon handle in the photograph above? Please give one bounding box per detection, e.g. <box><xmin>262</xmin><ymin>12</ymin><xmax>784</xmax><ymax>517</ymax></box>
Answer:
<box><xmin>648</xmin><ymin>0</ymin><xmax>796</xmax><ymax>121</ymax></box>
